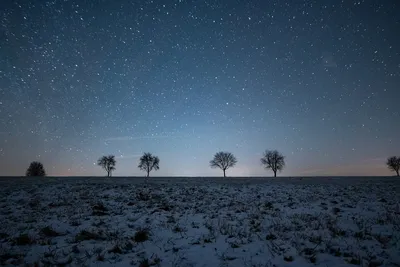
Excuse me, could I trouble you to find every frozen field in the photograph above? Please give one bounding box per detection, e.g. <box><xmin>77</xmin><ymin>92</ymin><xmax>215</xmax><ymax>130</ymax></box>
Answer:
<box><xmin>0</xmin><ymin>176</ymin><xmax>399</xmax><ymax>266</ymax></box>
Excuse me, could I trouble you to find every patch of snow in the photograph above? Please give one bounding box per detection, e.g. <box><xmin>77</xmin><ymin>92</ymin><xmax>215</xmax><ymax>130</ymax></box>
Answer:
<box><xmin>0</xmin><ymin>177</ymin><xmax>399</xmax><ymax>266</ymax></box>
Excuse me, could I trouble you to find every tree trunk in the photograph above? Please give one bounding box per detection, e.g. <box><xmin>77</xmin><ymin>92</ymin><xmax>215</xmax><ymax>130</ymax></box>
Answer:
<box><xmin>147</xmin><ymin>171</ymin><xmax>150</xmax><ymax>177</ymax></box>
<box><xmin>107</xmin><ymin>171</ymin><xmax>110</xmax><ymax>177</ymax></box>
<box><xmin>274</xmin><ymin>171</ymin><xmax>276</xmax><ymax>177</ymax></box>
<box><xmin>397</xmin><ymin>169</ymin><xmax>399</xmax><ymax>176</ymax></box>
<box><xmin>223</xmin><ymin>169</ymin><xmax>226</xmax><ymax>177</ymax></box>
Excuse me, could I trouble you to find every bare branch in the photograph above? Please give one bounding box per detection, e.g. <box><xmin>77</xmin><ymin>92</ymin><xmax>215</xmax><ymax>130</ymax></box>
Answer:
<box><xmin>210</xmin><ymin>152</ymin><xmax>237</xmax><ymax>177</ymax></box>
<box><xmin>261</xmin><ymin>150</ymin><xmax>285</xmax><ymax>177</ymax></box>
<box><xmin>386</xmin><ymin>156</ymin><xmax>400</xmax><ymax>176</ymax></box>
<box><xmin>138</xmin><ymin>153</ymin><xmax>160</xmax><ymax>177</ymax></box>
<box><xmin>97</xmin><ymin>155</ymin><xmax>116</xmax><ymax>177</ymax></box>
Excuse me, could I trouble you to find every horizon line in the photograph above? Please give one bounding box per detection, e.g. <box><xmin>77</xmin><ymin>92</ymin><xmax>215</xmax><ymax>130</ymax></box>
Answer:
<box><xmin>0</xmin><ymin>175</ymin><xmax>396</xmax><ymax>178</ymax></box>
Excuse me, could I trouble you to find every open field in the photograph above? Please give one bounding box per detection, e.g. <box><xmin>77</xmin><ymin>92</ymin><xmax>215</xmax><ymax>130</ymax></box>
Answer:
<box><xmin>0</xmin><ymin>177</ymin><xmax>399</xmax><ymax>266</ymax></box>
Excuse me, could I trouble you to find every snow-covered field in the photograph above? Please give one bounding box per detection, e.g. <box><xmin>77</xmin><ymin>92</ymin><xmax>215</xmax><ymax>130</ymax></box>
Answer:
<box><xmin>0</xmin><ymin>177</ymin><xmax>399</xmax><ymax>267</ymax></box>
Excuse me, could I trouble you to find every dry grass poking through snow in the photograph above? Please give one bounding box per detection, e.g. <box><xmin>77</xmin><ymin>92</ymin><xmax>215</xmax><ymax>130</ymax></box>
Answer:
<box><xmin>0</xmin><ymin>178</ymin><xmax>399</xmax><ymax>266</ymax></box>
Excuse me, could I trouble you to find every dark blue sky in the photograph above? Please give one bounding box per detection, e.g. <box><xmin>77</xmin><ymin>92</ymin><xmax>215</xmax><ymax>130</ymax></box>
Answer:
<box><xmin>1</xmin><ymin>0</ymin><xmax>399</xmax><ymax>176</ymax></box>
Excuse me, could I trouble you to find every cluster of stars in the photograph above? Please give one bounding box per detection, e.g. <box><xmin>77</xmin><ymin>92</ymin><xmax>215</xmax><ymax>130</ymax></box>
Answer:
<box><xmin>0</xmin><ymin>0</ymin><xmax>399</xmax><ymax>176</ymax></box>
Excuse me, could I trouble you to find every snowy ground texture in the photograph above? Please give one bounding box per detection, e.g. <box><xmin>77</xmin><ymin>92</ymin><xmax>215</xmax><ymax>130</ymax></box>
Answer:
<box><xmin>0</xmin><ymin>176</ymin><xmax>399</xmax><ymax>267</ymax></box>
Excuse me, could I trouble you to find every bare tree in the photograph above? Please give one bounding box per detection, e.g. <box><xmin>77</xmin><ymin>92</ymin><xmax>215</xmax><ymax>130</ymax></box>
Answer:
<box><xmin>210</xmin><ymin>151</ymin><xmax>237</xmax><ymax>177</ymax></box>
<box><xmin>138</xmin><ymin>152</ymin><xmax>160</xmax><ymax>177</ymax></box>
<box><xmin>386</xmin><ymin>156</ymin><xmax>400</xmax><ymax>176</ymax></box>
<box><xmin>26</xmin><ymin>161</ymin><xmax>46</xmax><ymax>177</ymax></box>
<box><xmin>97</xmin><ymin>155</ymin><xmax>116</xmax><ymax>177</ymax></box>
<box><xmin>261</xmin><ymin>150</ymin><xmax>285</xmax><ymax>177</ymax></box>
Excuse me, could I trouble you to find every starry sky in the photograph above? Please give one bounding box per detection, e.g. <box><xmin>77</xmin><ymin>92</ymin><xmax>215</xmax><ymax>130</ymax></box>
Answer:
<box><xmin>0</xmin><ymin>0</ymin><xmax>399</xmax><ymax>177</ymax></box>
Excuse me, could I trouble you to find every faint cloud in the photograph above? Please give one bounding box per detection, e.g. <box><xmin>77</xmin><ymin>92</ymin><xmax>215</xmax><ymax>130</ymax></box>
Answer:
<box><xmin>105</xmin><ymin>136</ymin><xmax>135</xmax><ymax>141</ymax></box>
<box><xmin>322</xmin><ymin>52</ymin><xmax>337</xmax><ymax>68</ymax></box>
<box><xmin>298</xmin><ymin>168</ymin><xmax>326</xmax><ymax>175</ymax></box>
<box><xmin>299</xmin><ymin>159</ymin><xmax>388</xmax><ymax>176</ymax></box>
<box><xmin>105</xmin><ymin>135</ymin><xmax>174</xmax><ymax>141</ymax></box>
<box><xmin>115</xmin><ymin>154</ymin><xmax>142</xmax><ymax>159</ymax></box>
<box><xmin>361</xmin><ymin>157</ymin><xmax>387</xmax><ymax>163</ymax></box>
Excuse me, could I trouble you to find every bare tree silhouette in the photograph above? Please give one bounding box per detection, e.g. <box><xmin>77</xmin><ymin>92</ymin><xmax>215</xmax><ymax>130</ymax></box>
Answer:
<box><xmin>26</xmin><ymin>161</ymin><xmax>46</xmax><ymax>177</ymax></box>
<box><xmin>138</xmin><ymin>152</ymin><xmax>160</xmax><ymax>177</ymax></box>
<box><xmin>97</xmin><ymin>155</ymin><xmax>116</xmax><ymax>177</ymax></box>
<box><xmin>261</xmin><ymin>150</ymin><xmax>285</xmax><ymax>177</ymax></box>
<box><xmin>210</xmin><ymin>151</ymin><xmax>237</xmax><ymax>177</ymax></box>
<box><xmin>386</xmin><ymin>156</ymin><xmax>400</xmax><ymax>176</ymax></box>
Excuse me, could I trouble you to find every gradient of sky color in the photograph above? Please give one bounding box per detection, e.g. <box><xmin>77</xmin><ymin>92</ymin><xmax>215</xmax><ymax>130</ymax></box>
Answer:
<box><xmin>0</xmin><ymin>0</ymin><xmax>399</xmax><ymax>177</ymax></box>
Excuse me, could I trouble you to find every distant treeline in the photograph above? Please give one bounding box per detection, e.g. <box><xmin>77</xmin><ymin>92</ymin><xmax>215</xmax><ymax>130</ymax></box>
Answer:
<box><xmin>25</xmin><ymin>153</ymin><xmax>400</xmax><ymax>177</ymax></box>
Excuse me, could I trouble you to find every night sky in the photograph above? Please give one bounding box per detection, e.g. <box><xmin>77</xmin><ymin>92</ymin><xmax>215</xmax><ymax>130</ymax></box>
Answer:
<box><xmin>1</xmin><ymin>0</ymin><xmax>399</xmax><ymax>177</ymax></box>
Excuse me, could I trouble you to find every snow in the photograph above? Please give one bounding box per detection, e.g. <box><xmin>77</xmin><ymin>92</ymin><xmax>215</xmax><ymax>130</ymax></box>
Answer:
<box><xmin>0</xmin><ymin>176</ymin><xmax>399</xmax><ymax>266</ymax></box>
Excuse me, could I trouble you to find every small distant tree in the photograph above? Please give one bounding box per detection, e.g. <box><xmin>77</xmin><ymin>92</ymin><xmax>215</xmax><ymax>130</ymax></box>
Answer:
<box><xmin>26</xmin><ymin>161</ymin><xmax>46</xmax><ymax>177</ymax></box>
<box><xmin>210</xmin><ymin>151</ymin><xmax>237</xmax><ymax>177</ymax></box>
<box><xmin>261</xmin><ymin>150</ymin><xmax>285</xmax><ymax>177</ymax></box>
<box><xmin>386</xmin><ymin>156</ymin><xmax>400</xmax><ymax>176</ymax></box>
<box><xmin>138</xmin><ymin>153</ymin><xmax>160</xmax><ymax>177</ymax></box>
<box><xmin>97</xmin><ymin>155</ymin><xmax>116</xmax><ymax>177</ymax></box>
